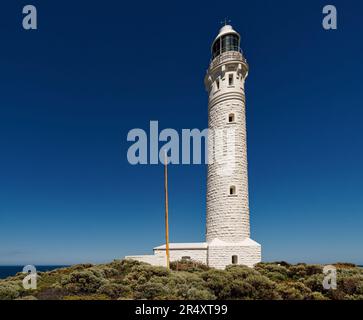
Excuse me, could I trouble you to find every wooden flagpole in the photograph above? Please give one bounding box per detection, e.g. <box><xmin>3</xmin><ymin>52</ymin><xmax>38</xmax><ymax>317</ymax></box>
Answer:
<box><xmin>164</xmin><ymin>151</ymin><xmax>170</xmax><ymax>269</ymax></box>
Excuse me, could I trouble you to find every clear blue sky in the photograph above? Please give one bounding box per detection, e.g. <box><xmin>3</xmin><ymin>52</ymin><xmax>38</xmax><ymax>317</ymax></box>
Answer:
<box><xmin>0</xmin><ymin>0</ymin><xmax>362</xmax><ymax>265</ymax></box>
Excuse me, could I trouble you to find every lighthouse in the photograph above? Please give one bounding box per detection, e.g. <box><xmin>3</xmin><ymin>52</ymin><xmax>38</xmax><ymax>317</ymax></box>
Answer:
<box><xmin>126</xmin><ymin>24</ymin><xmax>261</xmax><ymax>269</ymax></box>
<box><xmin>204</xmin><ymin>24</ymin><xmax>261</xmax><ymax>268</ymax></box>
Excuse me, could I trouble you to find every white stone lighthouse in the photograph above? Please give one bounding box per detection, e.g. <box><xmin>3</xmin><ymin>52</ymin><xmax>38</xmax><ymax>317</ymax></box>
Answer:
<box><xmin>204</xmin><ymin>24</ymin><xmax>261</xmax><ymax>269</ymax></box>
<box><xmin>126</xmin><ymin>24</ymin><xmax>261</xmax><ymax>269</ymax></box>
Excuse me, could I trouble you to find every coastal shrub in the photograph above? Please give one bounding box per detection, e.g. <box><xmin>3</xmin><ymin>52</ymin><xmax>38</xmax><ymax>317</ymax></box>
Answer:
<box><xmin>69</xmin><ymin>264</ymin><xmax>93</xmax><ymax>271</ymax></box>
<box><xmin>201</xmin><ymin>270</ymin><xmax>233</xmax><ymax>299</ymax></box>
<box><xmin>328</xmin><ymin>290</ymin><xmax>347</xmax><ymax>300</ymax></box>
<box><xmin>255</xmin><ymin>263</ymin><xmax>289</xmax><ymax>281</ymax></box>
<box><xmin>334</xmin><ymin>262</ymin><xmax>357</xmax><ymax>269</ymax></box>
<box><xmin>338</xmin><ymin>267</ymin><xmax>363</xmax><ymax>277</ymax></box>
<box><xmin>304</xmin><ymin>265</ymin><xmax>323</xmax><ymax>276</ymax></box>
<box><xmin>104</xmin><ymin>267</ymin><xmax>120</xmax><ymax>278</ymax></box>
<box><xmin>98</xmin><ymin>283</ymin><xmax>131</xmax><ymax>299</ymax></box>
<box><xmin>170</xmin><ymin>260</ymin><xmax>209</xmax><ymax>272</ymax></box>
<box><xmin>184</xmin><ymin>287</ymin><xmax>215</xmax><ymax>300</ymax></box>
<box><xmin>133</xmin><ymin>281</ymin><xmax>168</xmax><ymax>300</ymax></box>
<box><xmin>344</xmin><ymin>294</ymin><xmax>363</xmax><ymax>300</ymax></box>
<box><xmin>15</xmin><ymin>295</ymin><xmax>38</xmax><ymax>300</ymax></box>
<box><xmin>275</xmin><ymin>283</ymin><xmax>303</xmax><ymax>300</ymax></box>
<box><xmin>286</xmin><ymin>264</ymin><xmax>323</xmax><ymax>278</ymax></box>
<box><xmin>309</xmin><ymin>291</ymin><xmax>329</xmax><ymax>300</ymax></box>
<box><xmin>165</xmin><ymin>272</ymin><xmax>212</xmax><ymax>299</ymax></box>
<box><xmin>63</xmin><ymin>294</ymin><xmax>110</xmax><ymax>300</ymax></box>
<box><xmin>255</xmin><ymin>263</ymin><xmax>289</xmax><ymax>274</ymax></box>
<box><xmin>276</xmin><ymin>282</ymin><xmax>312</xmax><ymax>300</ymax></box>
<box><xmin>303</xmin><ymin>274</ymin><xmax>325</xmax><ymax>292</ymax></box>
<box><xmin>35</xmin><ymin>287</ymin><xmax>67</xmax><ymax>300</ymax></box>
<box><xmin>88</xmin><ymin>266</ymin><xmax>119</xmax><ymax>279</ymax></box>
<box><xmin>228</xmin><ymin>280</ymin><xmax>255</xmax><ymax>299</ymax></box>
<box><xmin>267</xmin><ymin>272</ymin><xmax>288</xmax><ymax>282</ymax></box>
<box><xmin>289</xmin><ymin>264</ymin><xmax>311</xmax><ymax>279</ymax></box>
<box><xmin>339</xmin><ymin>275</ymin><xmax>363</xmax><ymax>295</ymax></box>
<box><xmin>1</xmin><ymin>261</ymin><xmax>362</xmax><ymax>300</ymax></box>
<box><xmin>123</xmin><ymin>264</ymin><xmax>170</xmax><ymax>287</ymax></box>
<box><xmin>61</xmin><ymin>270</ymin><xmax>108</xmax><ymax>293</ymax></box>
<box><xmin>109</xmin><ymin>259</ymin><xmax>144</xmax><ymax>276</ymax></box>
<box><xmin>36</xmin><ymin>272</ymin><xmax>65</xmax><ymax>290</ymax></box>
<box><xmin>0</xmin><ymin>283</ymin><xmax>22</xmax><ymax>300</ymax></box>
<box><xmin>213</xmin><ymin>273</ymin><xmax>279</xmax><ymax>300</ymax></box>
<box><xmin>273</xmin><ymin>261</ymin><xmax>291</xmax><ymax>268</ymax></box>
<box><xmin>226</xmin><ymin>265</ymin><xmax>260</xmax><ymax>279</ymax></box>
<box><xmin>242</xmin><ymin>274</ymin><xmax>280</xmax><ymax>300</ymax></box>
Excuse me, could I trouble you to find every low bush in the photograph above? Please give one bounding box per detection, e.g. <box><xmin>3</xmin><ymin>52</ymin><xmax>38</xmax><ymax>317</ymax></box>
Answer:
<box><xmin>35</xmin><ymin>287</ymin><xmax>67</xmax><ymax>300</ymax></box>
<box><xmin>255</xmin><ymin>263</ymin><xmax>289</xmax><ymax>281</ymax></box>
<box><xmin>226</xmin><ymin>265</ymin><xmax>260</xmax><ymax>279</ymax></box>
<box><xmin>133</xmin><ymin>281</ymin><xmax>168</xmax><ymax>300</ymax></box>
<box><xmin>166</xmin><ymin>272</ymin><xmax>213</xmax><ymax>299</ymax></box>
<box><xmin>0</xmin><ymin>282</ymin><xmax>22</xmax><ymax>300</ymax></box>
<box><xmin>242</xmin><ymin>274</ymin><xmax>280</xmax><ymax>300</ymax></box>
<box><xmin>1</xmin><ymin>259</ymin><xmax>362</xmax><ymax>300</ymax></box>
<box><xmin>339</xmin><ymin>275</ymin><xmax>363</xmax><ymax>295</ymax></box>
<box><xmin>170</xmin><ymin>260</ymin><xmax>209</xmax><ymax>272</ymax></box>
<box><xmin>276</xmin><ymin>282</ymin><xmax>312</xmax><ymax>300</ymax></box>
<box><xmin>63</xmin><ymin>294</ymin><xmax>110</xmax><ymax>300</ymax></box>
<box><xmin>303</xmin><ymin>274</ymin><xmax>325</xmax><ymax>292</ymax></box>
<box><xmin>123</xmin><ymin>264</ymin><xmax>170</xmax><ymax>288</ymax></box>
<box><xmin>61</xmin><ymin>270</ymin><xmax>108</xmax><ymax>294</ymax></box>
<box><xmin>201</xmin><ymin>270</ymin><xmax>233</xmax><ymax>299</ymax></box>
<box><xmin>98</xmin><ymin>283</ymin><xmax>131</xmax><ymax>299</ymax></box>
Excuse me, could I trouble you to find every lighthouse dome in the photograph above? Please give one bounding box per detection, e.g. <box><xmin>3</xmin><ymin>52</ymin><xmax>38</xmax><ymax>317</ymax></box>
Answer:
<box><xmin>211</xmin><ymin>24</ymin><xmax>240</xmax><ymax>59</ymax></box>
<box><xmin>216</xmin><ymin>25</ymin><xmax>239</xmax><ymax>38</ymax></box>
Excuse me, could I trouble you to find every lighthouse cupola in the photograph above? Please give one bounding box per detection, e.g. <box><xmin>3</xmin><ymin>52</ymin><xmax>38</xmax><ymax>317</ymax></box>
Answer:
<box><xmin>211</xmin><ymin>25</ymin><xmax>240</xmax><ymax>59</ymax></box>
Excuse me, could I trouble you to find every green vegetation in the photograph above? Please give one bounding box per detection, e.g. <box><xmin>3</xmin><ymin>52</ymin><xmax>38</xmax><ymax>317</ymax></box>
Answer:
<box><xmin>0</xmin><ymin>260</ymin><xmax>362</xmax><ymax>300</ymax></box>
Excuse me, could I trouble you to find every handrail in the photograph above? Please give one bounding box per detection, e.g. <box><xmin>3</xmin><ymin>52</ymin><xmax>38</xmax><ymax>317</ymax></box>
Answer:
<box><xmin>209</xmin><ymin>50</ymin><xmax>246</xmax><ymax>69</ymax></box>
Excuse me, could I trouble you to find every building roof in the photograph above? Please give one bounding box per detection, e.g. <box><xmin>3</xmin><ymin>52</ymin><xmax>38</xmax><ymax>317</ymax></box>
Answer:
<box><xmin>153</xmin><ymin>239</ymin><xmax>261</xmax><ymax>250</ymax></box>
<box><xmin>217</xmin><ymin>25</ymin><xmax>238</xmax><ymax>38</ymax></box>
<box><xmin>208</xmin><ymin>238</ymin><xmax>261</xmax><ymax>247</ymax></box>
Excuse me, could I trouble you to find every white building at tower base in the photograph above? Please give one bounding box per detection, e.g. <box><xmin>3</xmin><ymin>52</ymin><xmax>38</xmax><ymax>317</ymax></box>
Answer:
<box><xmin>126</xmin><ymin>238</ymin><xmax>261</xmax><ymax>269</ymax></box>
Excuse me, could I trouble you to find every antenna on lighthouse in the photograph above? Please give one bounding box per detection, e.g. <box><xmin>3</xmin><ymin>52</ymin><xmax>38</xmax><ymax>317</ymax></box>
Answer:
<box><xmin>164</xmin><ymin>151</ymin><xmax>170</xmax><ymax>269</ymax></box>
<box><xmin>221</xmin><ymin>18</ymin><xmax>231</xmax><ymax>26</ymax></box>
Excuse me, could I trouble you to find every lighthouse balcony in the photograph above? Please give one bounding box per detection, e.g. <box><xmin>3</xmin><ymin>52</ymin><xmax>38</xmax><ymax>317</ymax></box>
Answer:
<box><xmin>209</xmin><ymin>50</ymin><xmax>247</xmax><ymax>70</ymax></box>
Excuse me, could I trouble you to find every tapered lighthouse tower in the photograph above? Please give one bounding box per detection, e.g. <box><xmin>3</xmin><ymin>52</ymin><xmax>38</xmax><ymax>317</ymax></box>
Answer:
<box><xmin>204</xmin><ymin>24</ymin><xmax>261</xmax><ymax>268</ymax></box>
<box><xmin>126</xmin><ymin>24</ymin><xmax>261</xmax><ymax>269</ymax></box>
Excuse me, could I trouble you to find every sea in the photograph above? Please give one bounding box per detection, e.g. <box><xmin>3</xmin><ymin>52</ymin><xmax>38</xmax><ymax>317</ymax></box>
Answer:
<box><xmin>0</xmin><ymin>266</ymin><xmax>68</xmax><ymax>279</ymax></box>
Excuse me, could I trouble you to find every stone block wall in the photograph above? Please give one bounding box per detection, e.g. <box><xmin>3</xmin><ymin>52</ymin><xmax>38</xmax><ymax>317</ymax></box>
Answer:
<box><xmin>154</xmin><ymin>248</ymin><xmax>207</xmax><ymax>264</ymax></box>
<box><xmin>206</xmin><ymin>96</ymin><xmax>250</xmax><ymax>242</ymax></box>
<box><xmin>125</xmin><ymin>254</ymin><xmax>166</xmax><ymax>267</ymax></box>
<box><xmin>208</xmin><ymin>241</ymin><xmax>261</xmax><ymax>269</ymax></box>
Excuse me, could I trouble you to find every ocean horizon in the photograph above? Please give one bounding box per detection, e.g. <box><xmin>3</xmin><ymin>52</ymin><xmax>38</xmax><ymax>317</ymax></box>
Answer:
<box><xmin>0</xmin><ymin>265</ymin><xmax>69</xmax><ymax>279</ymax></box>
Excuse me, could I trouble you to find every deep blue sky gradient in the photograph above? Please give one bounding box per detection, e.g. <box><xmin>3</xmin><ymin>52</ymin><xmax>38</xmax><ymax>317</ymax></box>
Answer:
<box><xmin>0</xmin><ymin>0</ymin><xmax>362</xmax><ymax>264</ymax></box>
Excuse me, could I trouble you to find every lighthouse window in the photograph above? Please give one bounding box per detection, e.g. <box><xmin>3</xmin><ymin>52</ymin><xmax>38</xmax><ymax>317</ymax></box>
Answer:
<box><xmin>228</xmin><ymin>113</ymin><xmax>235</xmax><ymax>123</ymax></box>
<box><xmin>182</xmin><ymin>256</ymin><xmax>191</xmax><ymax>261</ymax></box>
<box><xmin>232</xmin><ymin>255</ymin><xmax>238</xmax><ymax>264</ymax></box>
<box><xmin>229</xmin><ymin>186</ymin><xmax>236</xmax><ymax>195</ymax></box>
<box><xmin>216</xmin><ymin>79</ymin><xmax>220</xmax><ymax>90</ymax></box>
<box><xmin>222</xmin><ymin>34</ymin><xmax>239</xmax><ymax>53</ymax></box>
<box><xmin>229</xmin><ymin>74</ymin><xmax>234</xmax><ymax>86</ymax></box>
<box><xmin>212</xmin><ymin>38</ymin><xmax>221</xmax><ymax>58</ymax></box>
